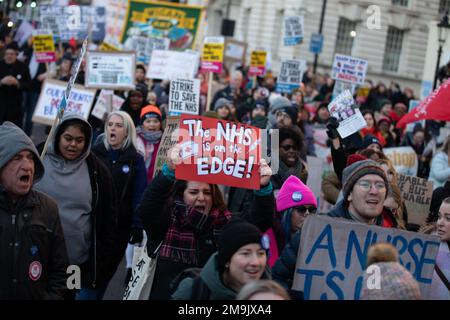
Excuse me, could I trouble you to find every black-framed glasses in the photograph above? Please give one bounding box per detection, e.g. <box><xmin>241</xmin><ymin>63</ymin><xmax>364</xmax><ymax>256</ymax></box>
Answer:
<box><xmin>293</xmin><ymin>206</ymin><xmax>317</xmax><ymax>215</ymax></box>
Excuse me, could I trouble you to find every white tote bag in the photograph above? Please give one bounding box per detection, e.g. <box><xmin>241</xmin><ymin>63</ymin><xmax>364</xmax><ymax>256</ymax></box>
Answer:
<box><xmin>123</xmin><ymin>237</ymin><xmax>162</xmax><ymax>300</ymax></box>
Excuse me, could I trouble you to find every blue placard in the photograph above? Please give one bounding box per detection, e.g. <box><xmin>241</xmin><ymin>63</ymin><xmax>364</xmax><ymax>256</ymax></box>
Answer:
<box><xmin>276</xmin><ymin>83</ymin><xmax>300</xmax><ymax>94</ymax></box>
<box><xmin>284</xmin><ymin>36</ymin><xmax>303</xmax><ymax>46</ymax></box>
<box><xmin>309</xmin><ymin>33</ymin><xmax>323</xmax><ymax>54</ymax></box>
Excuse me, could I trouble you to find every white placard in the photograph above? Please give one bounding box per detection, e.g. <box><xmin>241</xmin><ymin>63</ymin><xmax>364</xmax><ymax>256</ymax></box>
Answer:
<box><xmin>331</xmin><ymin>54</ymin><xmax>368</xmax><ymax>85</ymax></box>
<box><xmin>328</xmin><ymin>90</ymin><xmax>367</xmax><ymax>138</ymax></box>
<box><xmin>383</xmin><ymin>146</ymin><xmax>419</xmax><ymax>176</ymax></box>
<box><xmin>284</xmin><ymin>15</ymin><xmax>304</xmax><ymax>46</ymax></box>
<box><xmin>85</xmin><ymin>51</ymin><xmax>136</xmax><ymax>90</ymax></box>
<box><xmin>91</xmin><ymin>90</ymin><xmax>125</xmax><ymax>120</ymax></box>
<box><xmin>32</xmin><ymin>79</ymin><xmax>96</xmax><ymax>126</ymax></box>
<box><xmin>147</xmin><ymin>50</ymin><xmax>199</xmax><ymax>80</ymax></box>
<box><xmin>169</xmin><ymin>79</ymin><xmax>200</xmax><ymax>115</ymax></box>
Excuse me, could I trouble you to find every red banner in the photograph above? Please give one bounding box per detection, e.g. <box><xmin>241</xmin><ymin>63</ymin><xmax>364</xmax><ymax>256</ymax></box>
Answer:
<box><xmin>397</xmin><ymin>79</ymin><xmax>450</xmax><ymax>128</ymax></box>
<box><xmin>175</xmin><ymin>115</ymin><xmax>261</xmax><ymax>189</ymax></box>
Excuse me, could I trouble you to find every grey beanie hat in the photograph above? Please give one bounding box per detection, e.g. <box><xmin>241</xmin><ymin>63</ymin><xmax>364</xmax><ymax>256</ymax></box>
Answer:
<box><xmin>342</xmin><ymin>159</ymin><xmax>388</xmax><ymax>202</ymax></box>
<box><xmin>269</xmin><ymin>96</ymin><xmax>292</xmax><ymax>112</ymax></box>
<box><xmin>0</xmin><ymin>122</ymin><xmax>45</xmax><ymax>182</ymax></box>
<box><xmin>214</xmin><ymin>98</ymin><xmax>232</xmax><ymax>111</ymax></box>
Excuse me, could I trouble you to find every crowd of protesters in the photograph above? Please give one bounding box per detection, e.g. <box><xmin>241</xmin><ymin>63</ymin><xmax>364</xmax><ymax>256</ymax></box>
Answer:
<box><xmin>0</xmin><ymin>22</ymin><xmax>450</xmax><ymax>301</ymax></box>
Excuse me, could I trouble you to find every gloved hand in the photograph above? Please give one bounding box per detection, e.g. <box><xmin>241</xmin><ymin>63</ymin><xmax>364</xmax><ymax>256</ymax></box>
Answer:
<box><xmin>129</xmin><ymin>227</ymin><xmax>144</xmax><ymax>244</ymax></box>
<box><xmin>326</xmin><ymin>117</ymin><xmax>340</xmax><ymax>139</ymax></box>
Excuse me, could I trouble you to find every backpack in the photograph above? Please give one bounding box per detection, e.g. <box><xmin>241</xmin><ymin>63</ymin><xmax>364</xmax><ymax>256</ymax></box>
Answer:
<box><xmin>169</xmin><ymin>267</ymin><xmax>211</xmax><ymax>300</ymax></box>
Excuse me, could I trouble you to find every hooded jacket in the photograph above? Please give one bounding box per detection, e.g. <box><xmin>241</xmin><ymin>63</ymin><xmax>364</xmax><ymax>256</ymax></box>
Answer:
<box><xmin>35</xmin><ymin>113</ymin><xmax>118</xmax><ymax>288</ymax></box>
<box><xmin>0</xmin><ymin>122</ymin><xmax>69</xmax><ymax>299</ymax></box>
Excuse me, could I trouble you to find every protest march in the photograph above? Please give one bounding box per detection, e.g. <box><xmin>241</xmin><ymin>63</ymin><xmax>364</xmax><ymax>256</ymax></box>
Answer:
<box><xmin>1</xmin><ymin>0</ymin><xmax>450</xmax><ymax>304</ymax></box>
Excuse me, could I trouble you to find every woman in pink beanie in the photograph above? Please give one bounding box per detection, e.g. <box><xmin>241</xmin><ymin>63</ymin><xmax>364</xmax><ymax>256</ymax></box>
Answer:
<box><xmin>275</xmin><ymin>175</ymin><xmax>318</xmax><ymax>250</ymax></box>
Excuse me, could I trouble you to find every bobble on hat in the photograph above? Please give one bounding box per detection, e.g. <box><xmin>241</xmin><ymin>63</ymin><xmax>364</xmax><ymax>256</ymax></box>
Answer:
<box><xmin>276</xmin><ymin>175</ymin><xmax>317</xmax><ymax>212</ymax></box>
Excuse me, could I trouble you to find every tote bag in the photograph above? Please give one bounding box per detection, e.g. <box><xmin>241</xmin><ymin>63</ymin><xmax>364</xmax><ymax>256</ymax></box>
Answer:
<box><xmin>123</xmin><ymin>238</ymin><xmax>162</xmax><ymax>300</ymax></box>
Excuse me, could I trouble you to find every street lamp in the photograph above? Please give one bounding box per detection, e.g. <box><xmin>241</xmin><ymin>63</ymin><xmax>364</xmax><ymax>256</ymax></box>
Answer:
<box><xmin>433</xmin><ymin>11</ymin><xmax>450</xmax><ymax>90</ymax></box>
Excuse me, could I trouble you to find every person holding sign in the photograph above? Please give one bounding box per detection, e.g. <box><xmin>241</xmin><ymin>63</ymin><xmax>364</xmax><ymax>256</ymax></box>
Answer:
<box><xmin>272</xmin><ymin>159</ymin><xmax>391</xmax><ymax>299</ymax></box>
<box><xmin>172</xmin><ymin>218</ymin><xmax>270</xmax><ymax>300</ymax></box>
<box><xmin>136</xmin><ymin>105</ymin><xmax>163</xmax><ymax>183</ymax></box>
<box><xmin>92</xmin><ymin>111</ymin><xmax>147</xmax><ymax>285</ymax></box>
<box><xmin>34</xmin><ymin>113</ymin><xmax>119</xmax><ymax>300</ymax></box>
<box><xmin>137</xmin><ymin>145</ymin><xmax>274</xmax><ymax>300</ymax></box>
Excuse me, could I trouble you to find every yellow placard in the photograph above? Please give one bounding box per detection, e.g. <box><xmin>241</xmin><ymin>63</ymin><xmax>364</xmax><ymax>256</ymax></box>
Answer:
<box><xmin>201</xmin><ymin>43</ymin><xmax>224</xmax><ymax>63</ymax></box>
<box><xmin>33</xmin><ymin>34</ymin><xmax>55</xmax><ymax>54</ymax></box>
<box><xmin>250</xmin><ymin>51</ymin><xmax>266</xmax><ymax>67</ymax></box>
<box><xmin>99</xmin><ymin>42</ymin><xmax>120</xmax><ymax>52</ymax></box>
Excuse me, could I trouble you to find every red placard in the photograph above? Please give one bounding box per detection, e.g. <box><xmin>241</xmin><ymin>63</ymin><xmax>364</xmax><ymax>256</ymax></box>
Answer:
<box><xmin>175</xmin><ymin>115</ymin><xmax>261</xmax><ymax>190</ymax></box>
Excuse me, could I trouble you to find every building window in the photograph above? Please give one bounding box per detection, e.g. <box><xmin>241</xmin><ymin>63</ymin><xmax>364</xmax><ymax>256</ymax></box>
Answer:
<box><xmin>440</xmin><ymin>0</ymin><xmax>450</xmax><ymax>14</ymax></box>
<box><xmin>392</xmin><ymin>0</ymin><xmax>409</xmax><ymax>6</ymax></box>
<box><xmin>334</xmin><ymin>18</ymin><xmax>356</xmax><ymax>56</ymax></box>
<box><xmin>383</xmin><ymin>26</ymin><xmax>404</xmax><ymax>72</ymax></box>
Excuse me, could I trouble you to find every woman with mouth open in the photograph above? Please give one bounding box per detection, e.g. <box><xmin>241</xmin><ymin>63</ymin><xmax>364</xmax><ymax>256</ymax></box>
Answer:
<box><xmin>92</xmin><ymin>111</ymin><xmax>148</xmax><ymax>286</ymax></box>
<box><xmin>35</xmin><ymin>112</ymin><xmax>119</xmax><ymax>300</ymax></box>
<box><xmin>137</xmin><ymin>145</ymin><xmax>275</xmax><ymax>300</ymax></box>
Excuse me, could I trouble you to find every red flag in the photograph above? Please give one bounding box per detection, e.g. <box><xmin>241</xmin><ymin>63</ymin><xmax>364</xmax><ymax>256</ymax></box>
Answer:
<box><xmin>397</xmin><ymin>78</ymin><xmax>450</xmax><ymax>128</ymax></box>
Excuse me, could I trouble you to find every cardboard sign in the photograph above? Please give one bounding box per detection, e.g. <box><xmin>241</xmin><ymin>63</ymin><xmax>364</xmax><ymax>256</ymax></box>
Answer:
<box><xmin>293</xmin><ymin>215</ymin><xmax>440</xmax><ymax>300</ymax></box>
<box><xmin>147</xmin><ymin>50</ymin><xmax>199</xmax><ymax>80</ymax></box>
<box><xmin>32</xmin><ymin>79</ymin><xmax>96</xmax><ymax>126</ymax></box>
<box><xmin>284</xmin><ymin>15</ymin><xmax>304</xmax><ymax>46</ymax></box>
<box><xmin>85</xmin><ymin>51</ymin><xmax>136</xmax><ymax>90</ymax></box>
<box><xmin>201</xmin><ymin>36</ymin><xmax>224</xmax><ymax>74</ymax></box>
<box><xmin>331</xmin><ymin>54</ymin><xmax>368</xmax><ymax>85</ymax></box>
<box><xmin>121</xmin><ymin>0</ymin><xmax>204</xmax><ymax>50</ymax></box>
<box><xmin>153</xmin><ymin>116</ymin><xmax>181</xmax><ymax>178</ymax></box>
<box><xmin>383</xmin><ymin>146</ymin><xmax>418</xmax><ymax>176</ymax></box>
<box><xmin>175</xmin><ymin>115</ymin><xmax>261</xmax><ymax>189</ymax></box>
<box><xmin>32</xmin><ymin>31</ymin><xmax>56</xmax><ymax>63</ymax></box>
<box><xmin>169</xmin><ymin>79</ymin><xmax>200</xmax><ymax>115</ymax></box>
<box><xmin>248</xmin><ymin>50</ymin><xmax>267</xmax><ymax>77</ymax></box>
<box><xmin>91</xmin><ymin>90</ymin><xmax>125</xmax><ymax>120</ymax></box>
<box><xmin>328</xmin><ymin>90</ymin><xmax>367</xmax><ymax>138</ymax></box>
<box><xmin>276</xmin><ymin>59</ymin><xmax>306</xmax><ymax>93</ymax></box>
<box><xmin>397</xmin><ymin>173</ymin><xmax>433</xmax><ymax>226</ymax></box>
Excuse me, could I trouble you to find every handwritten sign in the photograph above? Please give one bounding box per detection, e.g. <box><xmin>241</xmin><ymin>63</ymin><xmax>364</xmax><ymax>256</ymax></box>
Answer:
<box><xmin>85</xmin><ymin>51</ymin><xmax>136</xmax><ymax>90</ymax></box>
<box><xmin>248</xmin><ymin>50</ymin><xmax>267</xmax><ymax>77</ymax></box>
<box><xmin>328</xmin><ymin>90</ymin><xmax>367</xmax><ymax>138</ymax></box>
<box><xmin>276</xmin><ymin>59</ymin><xmax>306</xmax><ymax>93</ymax></box>
<box><xmin>331</xmin><ymin>54</ymin><xmax>368</xmax><ymax>85</ymax></box>
<box><xmin>147</xmin><ymin>50</ymin><xmax>199</xmax><ymax>80</ymax></box>
<box><xmin>293</xmin><ymin>215</ymin><xmax>440</xmax><ymax>300</ymax></box>
<box><xmin>169</xmin><ymin>79</ymin><xmax>200</xmax><ymax>115</ymax></box>
<box><xmin>32</xmin><ymin>79</ymin><xmax>96</xmax><ymax>126</ymax></box>
<box><xmin>91</xmin><ymin>90</ymin><xmax>125</xmax><ymax>120</ymax></box>
<box><xmin>397</xmin><ymin>173</ymin><xmax>433</xmax><ymax>226</ymax></box>
<box><xmin>175</xmin><ymin>115</ymin><xmax>261</xmax><ymax>189</ymax></box>
<box><xmin>284</xmin><ymin>15</ymin><xmax>304</xmax><ymax>46</ymax></box>
<box><xmin>201</xmin><ymin>36</ymin><xmax>224</xmax><ymax>74</ymax></box>
<box><xmin>383</xmin><ymin>146</ymin><xmax>418</xmax><ymax>176</ymax></box>
<box><xmin>153</xmin><ymin>116</ymin><xmax>180</xmax><ymax>178</ymax></box>
<box><xmin>32</xmin><ymin>30</ymin><xmax>56</xmax><ymax>63</ymax></box>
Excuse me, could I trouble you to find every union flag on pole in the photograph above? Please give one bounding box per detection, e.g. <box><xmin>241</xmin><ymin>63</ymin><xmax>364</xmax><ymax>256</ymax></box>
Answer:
<box><xmin>397</xmin><ymin>79</ymin><xmax>450</xmax><ymax>128</ymax></box>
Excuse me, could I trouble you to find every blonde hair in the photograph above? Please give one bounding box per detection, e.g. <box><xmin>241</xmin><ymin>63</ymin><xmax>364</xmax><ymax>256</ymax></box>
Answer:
<box><xmin>236</xmin><ymin>280</ymin><xmax>291</xmax><ymax>300</ymax></box>
<box><xmin>103</xmin><ymin>111</ymin><xmax>137</xmax><ymax>150</ymax></box>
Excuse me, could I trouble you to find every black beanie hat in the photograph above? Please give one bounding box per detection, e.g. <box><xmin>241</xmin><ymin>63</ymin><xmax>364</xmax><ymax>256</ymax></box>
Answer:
<box><xmin>217</xmin><ymin>218</ymin><xmax>263</xmax><ymax>271</ymax></box>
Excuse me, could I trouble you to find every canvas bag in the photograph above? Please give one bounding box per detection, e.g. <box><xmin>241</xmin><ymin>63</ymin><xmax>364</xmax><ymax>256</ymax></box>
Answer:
<box><xmin>123</xmin><ymin>237</ymin><xmax>162</xmax><ymax>300</ymax></box>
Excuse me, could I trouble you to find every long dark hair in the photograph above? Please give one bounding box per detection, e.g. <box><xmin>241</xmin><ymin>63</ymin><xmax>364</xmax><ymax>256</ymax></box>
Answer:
<box><xmin>170</xmin><ymin>180</ymin><xmax>227</xmax><ymax>212</ymax></box>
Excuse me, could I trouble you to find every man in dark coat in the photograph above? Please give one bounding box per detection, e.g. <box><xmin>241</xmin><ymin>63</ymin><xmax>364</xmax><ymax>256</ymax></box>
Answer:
<box><xmin>0</xmin><ymin>41</ymin><xmax>30</xmax><ymax>127</ymax></box>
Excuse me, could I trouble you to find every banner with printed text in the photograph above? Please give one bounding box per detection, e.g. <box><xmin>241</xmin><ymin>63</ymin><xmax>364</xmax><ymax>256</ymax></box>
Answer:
<box><xmin>201</xmin><ymin>36</ymin><xmax>224</xmax><ymax>74</ymax></box>
<box><xmin>121</xmin><ymin>0</ymin><xmax>204</xmax><ymax>51</ymax></box>
<box><xmin>276</xmin><ymin>59</ymin><xmax>306</xmax><ymax>93</ymax></box>
<box><xmin>248</xmin><ymin>50</ymin><xmax>267</xmax><ymax>77</ymax></box>
<box><xmin>175</xmin><ymin>115</ymin><xmax>261</xmax><ymax>189</ymax></box>
<box><xmin>32</xmin><ymin>30</ymin><xmax>56</xmax><ymax>63</ymax></box>
<box><xmin>293</xmin><ymin>215</ymin><xmax>440</xmax><ymax>300</ymax></box>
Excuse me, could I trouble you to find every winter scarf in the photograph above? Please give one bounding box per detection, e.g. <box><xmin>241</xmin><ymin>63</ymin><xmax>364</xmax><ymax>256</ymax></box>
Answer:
<box><xmin>159</xmin><ymin>200</ymin><xmax>231</xmax><ymax>266</ymax></box>
<box><xmin>136</xmin><ymin>127</ymin><xmax>163</xmax><ymax>145</ymax></box>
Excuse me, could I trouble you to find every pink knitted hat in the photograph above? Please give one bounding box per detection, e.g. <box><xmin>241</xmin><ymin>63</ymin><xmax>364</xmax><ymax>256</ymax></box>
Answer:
<box><xmin>276</xmin><ymin>175</ymin><xmax>317</xmax><ymax>212</ymax></box>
